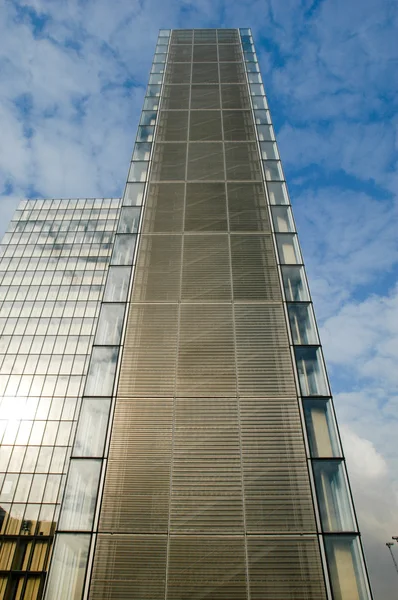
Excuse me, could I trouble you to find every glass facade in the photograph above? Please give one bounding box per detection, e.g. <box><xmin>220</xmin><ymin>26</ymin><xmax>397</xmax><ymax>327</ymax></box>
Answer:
<box><xmin>0</xmin><ymin>198</ymin><xmax>120</xmax><ymax>598</ymax></box>
<box><xmin>0</xmin><ymin>29</ymin><xmax>372</xmax><ymax>600</ymax></box>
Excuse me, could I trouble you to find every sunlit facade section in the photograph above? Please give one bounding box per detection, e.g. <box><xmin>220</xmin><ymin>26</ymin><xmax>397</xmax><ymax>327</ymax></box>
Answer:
<box><xmin>0</xmin><ymin>198</ymin><xmax>120</xmax><ymax>598</ymax></box>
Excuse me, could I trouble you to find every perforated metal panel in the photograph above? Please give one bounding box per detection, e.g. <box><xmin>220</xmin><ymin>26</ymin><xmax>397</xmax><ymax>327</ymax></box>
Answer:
<box><xmin>164</xmin><ymin>63</ymin><xmax>191</xmax><ymax>84</ymax></box>
<box><xmin>227</xmin><ymin>182</ymin><xmax>271</xmax><ymax>232</ymax></box>
<box><xmin>235</xmin><ymin>304</ymin><xmax>296</xmax><ymax>396</ymax></box>
<box><xmin>192</xmin><ymin>63</ymin><xmax>219</xmax><ymax>84</ymax></box>
<box><xmin>167</xmin><ymin>537</ymin><xmax>247</xmax><ymax>600</ymax></box>
<box><xmin>223</xmin><ymin>111</ymin><xmax>256</xmax><ymax>141</ymax></box>
<box><xmin>157</xmin><ymin>111</ymin><xmax>189</xmax><ymax>141</ymax></box>
<box><xmin>151</xmin><ymin>143</ymin><xmax>187</xmax><ymax>181</ymax></box>
<box><xmin>182</xmin><ymin>235</ymin><xmax>231</xmax><ymax>300</ymax></box>
<box><xmin>218</xmin><ymin>44</ymin><xmax>243</xmax><ymax>61</ymax></box>
<box><xmin>188</xmin><ymin>143</ymin><xmax>225</xmax><ymax>180</ymax></box>
<box><xmin>168</xmin><ymin>45</ymin><xmax>192</xmax><ymax>62</ymax></box>
<box><xmin>177</xmin><ymin>304</ymin><xmax>236</xmax><ymax>396</ymax></box>
<box><xmin>99</xmin><ymin>399</ymin><xmax>173</xmax><ymax>533</ymax></box>
<box><xmin>171</xmin><ymin>398</ymin><xmax>244</xmax><ymax>532</ymax></box>
<box><xmin>191</xmin><ymin>84</ymin><xmax>220</xmax><ymax>109</ymax></box>
<box><xmin>248</xmin><ymin>537</ymin><xmax>327</xmax><ymax>599</ymax></box>
<box><xmin>90</xmin><ymin>535</ymin><xmax>167</xmax><ymax>600</ymax></box>
<box><xmin>225</xmin><ymin>142</ymin><xmax>262</xmax><ymax>180</ymax></box>
<box><xmin>144</xmin><ymin>183</ymin><xmax>184</xmax><ymax>233</ymax></box>
<box><xmin>221</xmin><ymin>84</ymin><xmax>251</xmax><ymax>109</ymax></box>
<box><xmin>161</xmin><ymin>85</ymin><xmax>190</xmax><ymax>109</ymax></box>
<box><xmin>193</xmin><ymin>44</ymin><xmax>218</xmax><ymax>62</ymax></box>
<box><xmin>118</xmin><ymin>304</ymin><xmax>178</xmax><ymax>396</ymax></box>
<box><xmin>185</xmin><ymin>183</ymin><xmax>227</xmax><ymax>231</ymax></box>
<box><xmin>133</xmin><ymin>235</ymin><xmax>182</xmax><ymax>301</ymax></box>
<box><xmin>231</xmin><ymin>235</ymin><xmax>280</xmax><ymax>299</ymax></box>
<box><xmin>220</xmin><ymin>62</ymin><xmax>246</xmax><ymax>83</ymax></box>
<box><xmin>189</xmin><ymin>110</ymin><xmax>222</xmax><ymax>141</ymax></box>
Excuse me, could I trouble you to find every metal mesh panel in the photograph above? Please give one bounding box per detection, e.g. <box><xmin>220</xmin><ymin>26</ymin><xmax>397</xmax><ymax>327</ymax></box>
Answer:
<box><xmin>218</xmin><ymin>44</ymin><xmax>243</xmax><ymax>61</ymax></box>
<box><xmin>133</xmin><ymin>235</ymin><xmax>182</xmax><ymax>301</ymax></box>
<box><xmin>118</xmin><ymin>304</ymin><xmax>178</xmax><ymax>396</ymax></box>
<box><xmin>225</xmin><ymin>142</ymin><xmax>262</xmax><ymax>180</ymax></box>
<box><xmin>89</xmin><ymin>535</ymin><xmax>167</xmax><ymax>600</ymax></box>
<box><xmin>182</xmin><ymin>235</ymin><xmax>231</xmax><ymax>300</ymax></box>
<box><xmin>99</xmin><ymin>399</ymin><xmax>173</xmax><ymax>533</ymax></box>
<box><xmin>247</xmin><ymin>537</ymin><xmax>327</xmax><ymax>600</ymax></box>
<box><xmin>227</xmin><ymin>183</ymin><xmax>271</xmax><ymax>232</ymax></box>
<box><xmin>193</xmin><ymin>44</ymin><xmax>218</xmax><ymax>62</ymax></box>
<box><xmin>194</xmin><ymin>30</ymin><xmax>217</xmax><ymax>43</ymax></box>
<box><xmin>189</xmin><ymin>110</ymin><xmax>222</xmax><ymax>141</ymax></box>
<box><xmin>235</xmin><ymin>304</ymin><xmax>296</xmax><ymax>397</ymax></box>
<box><xmin>223</xmin><ymin>111</ymin><xmax>256</xmax><ymax>141</ymax></box>
<box><xmin>157</xmin><ymin>111</ymin><xmax>189</xmax><ymax>141</ymax></box>
<box><xmin>185</xmin><ymin>182</ymin><xmax>227</xmax><ymax>231</ymax></box>
<box><xmin>220</xmin><ymin>62</ymin><xmax>246</xmax><ymax>84</ymax></box>
<box><xmin>171</xmin><ymin>30</ymin><xmax>193</xmax><ymax>44</ymax></box>
<box><xmin>143</xmin><ymin>183</ymin><xmax>184</xmax><ymax>233</ymax></box>
<box><xmin>217</xmin><ymin>30</ymin><xmax>240</xmax><ymax>43</ymax></box>
<box><xmin>191</xmin><ymin>84</ymin><xmax>220</xmax><ymax>109</ymax></box>
<box><xmin>161</xmin><ymin>85</ymin><xmax>190</xmax><ymax>109</ymax></box>
<box><xmin>170</xmin><ymin>398</ymin><xmax>244</xmax><ymax>532</ymax></box>
<box><xmin>230</xmin><ymin>235</ymin><xmax>280</xmax><ymax>299</ymax></box>
<box><xmin>168</xmin><ymin>45</ymin><xmax>192</xmax><ymax>62</ymax></box>
<box><xmin>188</xmin><ymin>143</ymin><xmax>224</xmax><ymax>180</ymax></box>
<box><xmin>167</xmin><ymin>537</ymin><xmax>247</xmax><ymax>600</ymax></box>
<box><xmin>221</xmin><ymin>84</ymin><xmax>251</xmax><ymax>109</ymax></box>
<box><xmin>192</xmin><ymin>63</ymin><xmax>219</xmax><ymax>84</ymax></box>
<box><xmin>177</xmin><ymin>304</ymin><xmax>236</xmax><ymax>396</ymax></box>
<box><xmin>151</xmin><ymin>143</ymin><xmax>187</xmax><ymax>181</ymax></box>
<box><xmin>164</xmin><ymin>63</ymin><xmax>191</xmax><ymax>84</ymax></box>
<box><xmin>241</xmin><ymin>397</ymin><xmax>316</xmax><ymax>532</ymax></box>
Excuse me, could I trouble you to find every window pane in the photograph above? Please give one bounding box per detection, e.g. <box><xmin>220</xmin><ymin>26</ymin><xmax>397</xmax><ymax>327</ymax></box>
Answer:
<box><xmin>44</xmin><ymin>534</ymin><xmax>90</xmax><ymax>600</ymax></box>
<box><xmin>313</xmin><ymin>460</ymin><xmax>355</xmax><ymax>532</ymax></box>
<box><xmin>128</xmin><ymin>162</ymin><xmax>148</xmax><ymax>183</ymax></box>
<box><xmin>260</xmin><ymin>141</ymin><xmax>278</xmax><ymax>159</ymax></box>
<box><xmin>110</xmin><ymin>235</ymin><xmax>137</xmax><ymax>266</ymax></box>
<box><xmin>73</xmin><ymin>398</ymin><xmax>111</xmax><ymax>457</ymax></box>
<box><xmin>276</xmin><ymin>233</ymin><xmax>301</xmax><ymax>264</ymax></box>
<box><xmin>136</xmin><ymin>126</ymin><xmax>155</xmax><ymax>143</ymax></box>
<box><xmin>304</xmin><ymin>398</ymin><xmax>341</xmax><ymax>457</ymax></box>
<box><xmin>324</xmin><ymin>536</ymin><xmax>370</xmax><ymax>600</ymax></box>
<box><xmin>59</xmin><ymin>460</ymin><xmax>101</xmax><ymax>531</ymax></box>
<box><xmin>257</xmin><ymin>124</ymin><xmax>274</xmax><ymax>141</ymax></box>
<box><xmin>143</xmin><ymin>96</ymin><xmax>160</xmax><ymax>110</ymax></box>
<box><xmin>95</xmin><ymin>303</ymin><xmax>124</xmax><ymax>345</ymax></box>
<box><xmin>271</xmin><ymin>206</ymin><xmax>294</xmax><ymax>232</ymax></box>
<box><xmin>295</xmin><ymin>346</ymin><xmax>329</xmax><ymax>396</ymax></box>
<box><xmin>252</xmin><ymin>96</ymin><xmax>268</xmax><ymax>110</ymax></box>
<box><xmin>132</xmin><ymin>143</ymin><xmax>151</xmax><ymax>161</ymax></box>
<box><xmin>264</xmin><ymin>160</ymin><xmax>284</xmax><ymax>181</ymax></box>
<box><xmin>267</xmin><ymin>182</ymin><xmax>289</xmax><ymax>205</ymax></box>
<box><xmin>117</xmin><ymin>207</ymin><xmax>141</xmax><ymax>234</ymax></box>
<box><xmin>103</xmin><ymin>267</ymin><xmax>131</xmax><ymax>302</ymax></box>
<box><xmin>85</xmin><ymin>347</ymin><xmax>119</xmax><ymax>396</ymax></box>
<box><xmin>282</xmin><ymin>266</ymin><xmax>309</xmax><ymax>301</ymax></box>
<box><xmin>123</xmin><ymin>183</ymin><xmax>145</xmax><ymax>206</ymax></box>
<box><xmin>146</xmin><ymin>85</ymin><xmax>161</xmax><ymax>97</ymax></box>
<box><xmin>288</xmin><ymin>303</ymin><xmax>318</xmax><ymax>344</ymax></box>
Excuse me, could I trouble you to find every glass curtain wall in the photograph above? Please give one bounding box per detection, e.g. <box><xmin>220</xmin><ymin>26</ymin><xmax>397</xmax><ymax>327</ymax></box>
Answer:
<box><xmin>0</xmin><ymin>198</ymin><xmax>120</xmax><ymax>599</ymax></box>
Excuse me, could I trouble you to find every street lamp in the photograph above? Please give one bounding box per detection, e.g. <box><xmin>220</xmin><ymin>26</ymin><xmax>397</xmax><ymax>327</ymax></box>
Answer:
<box><xmin>386</xmin><ymin>542</ymin><xmax>398</xmax><ymax>575</ymax></box>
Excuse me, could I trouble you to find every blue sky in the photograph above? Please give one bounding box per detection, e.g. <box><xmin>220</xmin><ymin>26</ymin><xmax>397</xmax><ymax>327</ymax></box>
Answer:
<box><xmin>0</xmin><ymin>0</ymin><xmax>397</xmax><ymax>596</ymax></box>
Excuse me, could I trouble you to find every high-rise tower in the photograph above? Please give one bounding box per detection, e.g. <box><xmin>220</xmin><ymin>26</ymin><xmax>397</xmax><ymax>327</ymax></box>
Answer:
<box><xmin>0</xmin><ymin>29</ymin><xmax>372</xmax><ymax>600</ymax></box>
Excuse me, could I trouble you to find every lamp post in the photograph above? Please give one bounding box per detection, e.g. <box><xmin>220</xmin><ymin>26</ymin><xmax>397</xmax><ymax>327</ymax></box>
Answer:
<box><xmin>386</xmin><ymin>542</ymin><xmax>398</xmax><ymax>575</ymax></box>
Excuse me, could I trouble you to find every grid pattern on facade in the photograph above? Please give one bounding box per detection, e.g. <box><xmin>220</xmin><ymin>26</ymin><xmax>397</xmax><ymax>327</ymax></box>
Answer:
<box><xmin>89</xmin><ymin>29</ymin><xmax>327</xmax><ymax>600</ymax></box>
<box><xmin>0</xmin><ymin>198</ymin><xmax>120</xmax><ymax>599</ymax></box>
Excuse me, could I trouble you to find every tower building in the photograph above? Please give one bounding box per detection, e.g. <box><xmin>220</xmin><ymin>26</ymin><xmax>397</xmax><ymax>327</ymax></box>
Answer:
<box><xmin>0</xmin><ymin>28</ymin><xmax>372</xmax><ymax>600</ymax></box>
